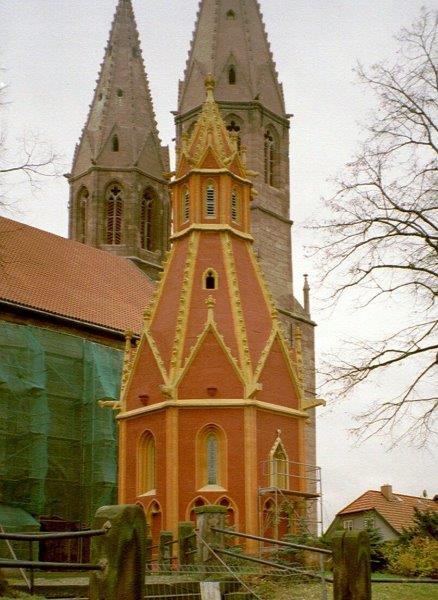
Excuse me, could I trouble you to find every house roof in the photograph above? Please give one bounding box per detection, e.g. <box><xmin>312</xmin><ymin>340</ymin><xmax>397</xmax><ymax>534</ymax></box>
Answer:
<box><xmin>0</xmin><ymin>216</ymin><xmax>155</xmax><ymax>335</ymax></box>
<box><xmin>337</xmin><ymin>489</ymin><xmax>438</xmax><ymax>534</ymax></box>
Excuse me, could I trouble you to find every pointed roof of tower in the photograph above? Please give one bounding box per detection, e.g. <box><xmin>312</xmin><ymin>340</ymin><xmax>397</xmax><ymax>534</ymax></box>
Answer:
<box><xmin>71</xmin><ymin>0</ymin><xmax>166</xmax><ymax>177</ymax></box>
<box><xmin>178</xmin><ymin>0</ymin><xmax>285</xmax><ymax>116</ymax></box>
<box><xmin>176</xmin><ymin>75</ymin><xmax>249</xmax><ymax>179</ymax></box>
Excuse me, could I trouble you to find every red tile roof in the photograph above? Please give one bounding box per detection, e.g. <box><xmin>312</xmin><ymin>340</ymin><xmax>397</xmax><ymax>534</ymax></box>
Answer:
<box><xmin>337</xmin><ymin>489</ymin><xmax>438</xmax><ymax>533</ymax></box>
<box><xmin>0</xmin><ymin>216</ymin><xmax>155</xmax><ymax>334</ymax></box>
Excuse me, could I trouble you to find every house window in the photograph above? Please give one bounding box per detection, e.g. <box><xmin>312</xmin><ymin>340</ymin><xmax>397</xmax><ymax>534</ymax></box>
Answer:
<box><xmin>231</xmin><ymin>188</ymin><xmax>239</xmax><ymax>223</ymax></box>
<box><xmin>363</xmin><ymin>516</ymin><xmax>375</xmax><ymax>529</ymax></box>
<box><xmin>226</xmin><ymin>9</ymin><xmax>236</xmax><ymax>20</ymax></box>
<box><xmin>117</xmin><ymin>88</ymin><xmax>123</xmax><ymax>98</ymax></box>
<box><xmin>182</xmin><ymin>187</ymin><xmax>190</xmax><ymax>223</ymax></box>
<box><xmin>137</xmin><ymin>432</ymin><xmax>156</xmax><ymax>494</ymax></box>
<box><xmin>343</xmin><ymin>520</ymin><xmax>353</xmax><ymax>531</ymax></box>
<box><xmin>228</xmin><ymin>66</ymin><xmax>236</xmax><ymax>85</ymax></box>
<box><xmin>203</xmin><ymin>268</ymin><xmax>218</xmax><ymax>290</ymax></box>
<box><xmin>264</xmin><ymin>129</ymin><xmax>276</xmax><ymax>186</ymax></box>
<box><xmin>106</xmin><ymin>184</ymin><xmax>123</xmax><ymax>244</ymax></box>
<box><xmin>269</xmin><ymin>440</ymin><xmax>288</xmax><ymax>489</ymax></box>
<box><xmin>112</xmin><ymin>134</ymin><xmax>119</xmax><ymax>152</ymax></box>
<box><xmin>77</xmin><ymin>187</ymin><xmax>89</xmax><ymax>243</ymax></box>
<box><xmin>205</xmin><ymin>183</ymin><xmax>216</xmax><ymax>218</ymax></box>
<box><xmin>140</xmin><ymin>189</ymin><xmax>154</xmax><ymax>251</ymax></box>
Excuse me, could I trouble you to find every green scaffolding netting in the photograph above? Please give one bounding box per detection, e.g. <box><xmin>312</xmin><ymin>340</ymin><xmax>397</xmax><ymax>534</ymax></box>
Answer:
<box><xmin>0</xmin><ymin>322</ymin><xmax>122</xmax><ymax>526</ymax></box>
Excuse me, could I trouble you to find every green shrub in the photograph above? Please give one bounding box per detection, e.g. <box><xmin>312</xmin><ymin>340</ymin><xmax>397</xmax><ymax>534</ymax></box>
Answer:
<box><xmin>384</xmin><ymin>535</ymin><xmax>438</xmax><ymax>578</ymax></box>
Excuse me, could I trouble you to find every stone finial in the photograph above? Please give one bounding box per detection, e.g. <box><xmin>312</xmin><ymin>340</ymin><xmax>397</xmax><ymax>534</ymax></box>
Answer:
<box><xmin>205</xmin><ymin>73</ymin><xmax>216</xmax><ymax>93</ymax></box>
<box><xmin>205</xmin><ymin>295</ymin><xmax>216</xmax><ymax>310</ymax></box>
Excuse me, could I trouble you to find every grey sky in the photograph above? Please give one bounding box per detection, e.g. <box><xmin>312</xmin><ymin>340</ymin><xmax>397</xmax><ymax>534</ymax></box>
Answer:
<box><xmin>1</xmin><ymin>0</ymin><xmax>436</xmax><ymax>528</ymax></box>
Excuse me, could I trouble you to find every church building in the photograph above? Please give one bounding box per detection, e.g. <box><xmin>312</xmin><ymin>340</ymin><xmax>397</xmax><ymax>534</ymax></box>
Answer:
<box><xmin>117</xmin><ymin>74</ymin><xmax>321</xmax><ymax>541</ymax></box>
<box><xmin>65</xmin><ymin>0</ymin><xmax>323</xmax><ymax>539</ymax></box>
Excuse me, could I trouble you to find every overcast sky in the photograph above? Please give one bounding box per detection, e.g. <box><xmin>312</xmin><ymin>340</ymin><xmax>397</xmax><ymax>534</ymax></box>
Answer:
<box><xmin>1</xmin><ymin>0</ymin><xmax>436</xmax><ymax>529</ymax></box>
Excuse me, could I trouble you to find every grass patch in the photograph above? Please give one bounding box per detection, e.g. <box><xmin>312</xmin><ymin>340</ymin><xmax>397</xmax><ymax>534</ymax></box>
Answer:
<box><xmin>252</xmin><ymin>579</ymin><xmax>438</xmax><ymax>599</ymax></box>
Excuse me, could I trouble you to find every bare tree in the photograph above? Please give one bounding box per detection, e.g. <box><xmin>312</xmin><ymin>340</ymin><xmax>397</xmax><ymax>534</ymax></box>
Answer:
<box><xmin>0</xmin><ymin>78</ymin><xmax>60</xmax><ymax>209</ymax></box>
<box><xmin>312</xmin><ymin>9</ymin><xmax>437</xmax><ymax>444</ymax></box>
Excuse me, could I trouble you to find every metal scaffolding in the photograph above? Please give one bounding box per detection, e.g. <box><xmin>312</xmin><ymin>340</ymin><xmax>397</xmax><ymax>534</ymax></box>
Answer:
<box><xmin>258</xmin><ymin>459</ymin><xmax>323</xmax><ymax>541</ymax></box>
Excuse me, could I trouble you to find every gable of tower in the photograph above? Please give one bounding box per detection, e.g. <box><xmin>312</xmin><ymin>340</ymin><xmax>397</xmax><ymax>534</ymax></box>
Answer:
<box><xmin>178</xmin><ymin>328</ymin><xmax>244</xmax><ymax>399</ymax></box>
<box><xmin>183</xmin><ymin>233</ymin><xmax>240</xmax><ymax>364</ymax></box>
<box><xmin>124</xmin><ymin>335</ymin><xmax>166</xmax><ymax>411</ymax></box>
<box><xmin>256</xmin><ymin>334</ymin><xmax>300</xmax><ymax>409</ymax></box>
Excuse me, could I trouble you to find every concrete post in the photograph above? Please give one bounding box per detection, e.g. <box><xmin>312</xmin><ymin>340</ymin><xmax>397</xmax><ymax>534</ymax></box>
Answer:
<box><xmin>195</xmin><ymin>505</ymin><xmax>227</xmax><ymax>567</ymax></box>
<box><xmin>89</xmin><ymin>504</ymin><xmax>147</xmax><ymax>600</ymax></box>
<box><xmin>332</xmin><ymin>530</ymin><xmax>371</xmax><ymax>600</ymax></box>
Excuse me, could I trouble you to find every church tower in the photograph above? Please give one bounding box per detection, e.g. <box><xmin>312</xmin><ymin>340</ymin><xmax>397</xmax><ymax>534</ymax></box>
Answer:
<box><xmin>117</xmin><ymin>78</ymin><xmax>320</xmax><ymax>542</ymax></box>
<box><xmin>176</xmin><ymin>0</ymin><xmax>318</xmax><ymax>477</ymax></box>
<box><xmin>67</xmin><ymin>0</ymin><xmax>170</xmax><ymax>279</ymax></box>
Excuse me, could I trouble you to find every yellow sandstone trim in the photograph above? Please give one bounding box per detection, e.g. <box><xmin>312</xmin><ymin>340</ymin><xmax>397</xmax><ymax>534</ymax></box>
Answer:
<box><xmin>244</xmin><ymin>406</ymin><xmax>258</xmax><ymax>551</ymax></box>
<box><xmin>169</xmin><ymin>231</ymin><xmax>200</xmax><ymax>384</ymax></box>
<box><xmin>221</xmin><ymin>232</ymin><xmax>253</xmax><ymax>385</ymax></box>
<box><xmin>117</xmin><ymin>420</ymin><xmax>127</xmax><ymax>503</ymax></box>
<box><xmin>117</xmin><ymin>399</ymin><xmax>308</xmax><ymax>420</ymax></box>
<box><xmin>165</xmin><ymin>407</ymin><xmax>179</xmax><ymax>534</ymax></box>
<box><xmin>171</xmin><ymin>223</ymin><xmax>253</xmax><ymax>242</ymax></box>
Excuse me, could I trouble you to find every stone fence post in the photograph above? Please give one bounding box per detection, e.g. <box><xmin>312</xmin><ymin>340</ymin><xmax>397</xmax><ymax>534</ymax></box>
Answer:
<box><xmin>159</xmin><ymin>531</ymin><xmax>173</xmax><ymax>571</ymax></box>
<box><xmin>89</xmin><ymin>504</ymin><xmax>147</xmax><ymax>600</ymax></box>
<box><xmin>178</xmin><ymin>521</ymin><xmax>196</xmax><ymax>566</ymax></box>
<box><xmin>332</xmin><ymin>530</ymin><xmax>371</xmax><ymax>600</ymax></box>
<box><xmin>195</xmin><ymin>505</ymin><xmax>227</xmax><ymax>567</ymax></box>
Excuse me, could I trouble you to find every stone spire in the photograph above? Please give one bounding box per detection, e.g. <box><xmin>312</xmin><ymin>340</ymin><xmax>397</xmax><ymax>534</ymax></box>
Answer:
<box><xmin>67</xmin><ymin>0</ymin><xmax>170</xmax><ymax>279</ymax></box>
<box><xmin>71</xmin><ymin>0</ymin><xmax>165</xmax><ymax>175</ymax></box>
<box><xmin>178</xmin><ymin>0</ymin><xmax>285</xmax><ymax>116</ymax></box>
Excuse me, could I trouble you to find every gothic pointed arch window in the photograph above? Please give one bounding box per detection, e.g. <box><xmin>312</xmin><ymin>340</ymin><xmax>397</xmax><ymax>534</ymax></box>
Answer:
<box><xmin>137</xmin><ymin>431</ymin><xmax>156</xmax><ymax>495</ymax></box>
<box><xmin>264</xmin><ymin>128</ymin><xmax>278</xmax><ymax>187</ymax></box>
<box><xmin>106</xmin><ymin>183</ymin><xmax>123</xmax><ymax>244</ymax></box>
<box><xmin>269</xmin><ymin>437</ymin><xmax>289</xmax><ymax>490</ymax></box>
<box><xmin>188</xmin><ymin>497</ymin><xmax>208</xmax><ymax>523</ymax></box>
<box><xmin>181</xmin><ymin>186</ymin><xmax>190</xmax><ymax>223</ymax></box>
<box><xmin>216</xmin><ymin>497</ymin><xmax>236</xmax><ymax>527</ymax></box>
<box><xmin>76</xmin><ymin>187</ymin><xmax>89</xmax><ymax>243</ymax></box>
<box><xmin>146</xmin><ymin>500</ymin><xmax>162</xmax><ymax>542</ymax></box>
<box><xmin>196</xmin><ymin>425</ymin><xmax>227</xmax><ymax>490</ymax></box>
<box><xmin>140</xmin><ymin>188</ymin><xmax>155</xmax><ymax>251</ymax></box>
<box><xmin>231</xmin><ymin>188</ymin><xmax>240</xmax><ymax>223</ymax></box>
<box><xmin>112</xmin><ymin>134</ymin><xmax>119</xmax><ymax>152</ymax></box>
<box><xmin>205</xmin><ymin>181</ymin><xmax>216</xmax><ymax>218</ymax></box>
<box><xmin>228</xmin><ymin>65</ymin><xmax>236</xmax><ymax>85</ymax></box>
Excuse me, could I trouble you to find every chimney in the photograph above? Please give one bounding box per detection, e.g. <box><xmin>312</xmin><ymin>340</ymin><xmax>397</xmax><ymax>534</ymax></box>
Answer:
<box><xmin>381</xmin><ymin>484</ymin><xmax>395</xmax><ymax>501</ymax></box>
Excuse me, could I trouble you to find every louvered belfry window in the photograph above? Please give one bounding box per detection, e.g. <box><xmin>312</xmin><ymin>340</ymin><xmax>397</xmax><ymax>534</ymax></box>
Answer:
<box><xmin>106</xmin><ymin>184</ymin><xmax>123</xmax><ymax>244</ymax></box>
<box><xmin>182</xmin><ymin>187</ymin><xmax>190</xmax><ymax>223</ymax></box>
<box><xmin>231</xmin><ymin>188</ymin><xmax>239</xmax><ymax>222</ymax></box>
<box><xmin>140</xmin><ymin>190</ymin><xmax>154</xmax><ymax>251</ymax></box>
<box><xmin>205</xmin><ymin>183</ymin><xmax>216</xmax><ymax>218</ymax></box>
<box><xmin>264</xmin><ymin>130</ymin><xmax>275</xmax><ymax>186</ymax></box>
